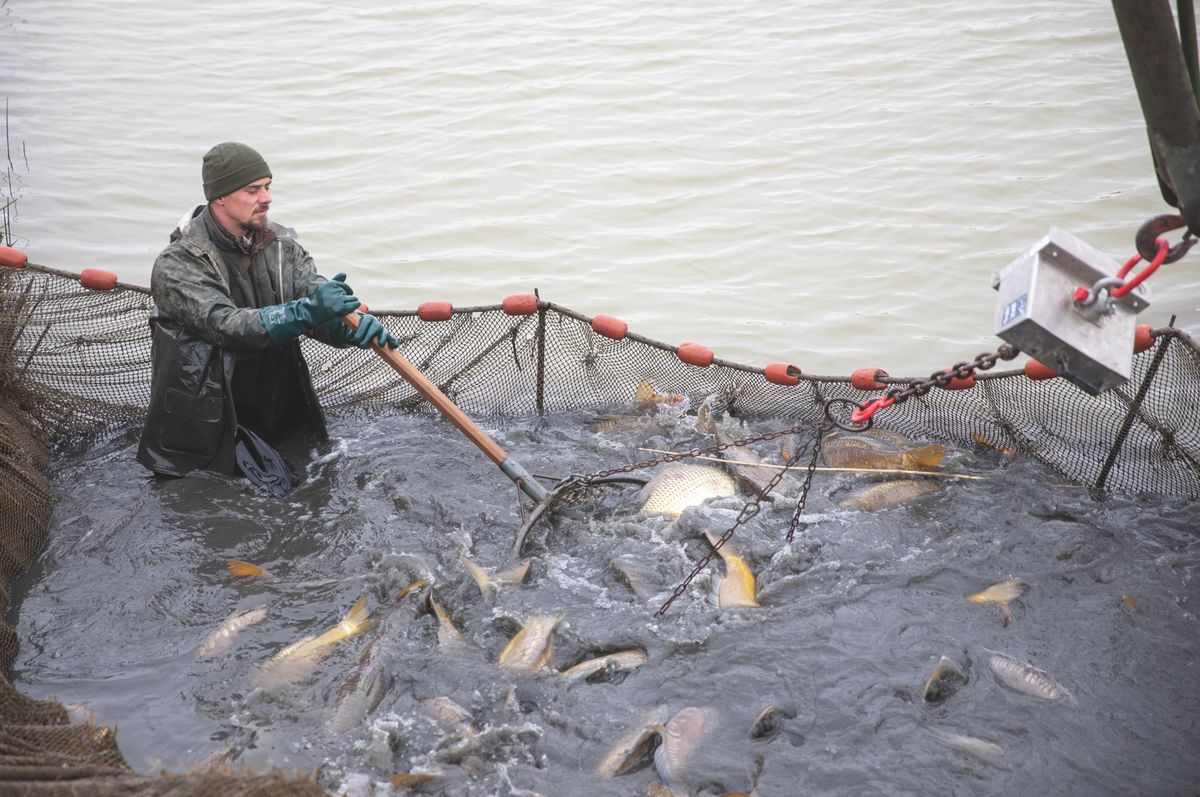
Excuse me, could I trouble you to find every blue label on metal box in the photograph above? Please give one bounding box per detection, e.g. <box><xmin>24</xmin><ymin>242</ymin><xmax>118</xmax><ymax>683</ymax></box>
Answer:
<box><xmin>1001</xmin><ymin>294</ymin><xmax>1028</xmax><ymax>326</ymax></box>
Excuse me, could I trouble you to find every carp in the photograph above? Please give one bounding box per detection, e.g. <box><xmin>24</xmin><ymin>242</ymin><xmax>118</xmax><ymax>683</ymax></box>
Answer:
<box><xmin>704</xmin><ymin>531</ymin><xmax>759</xmax><ymax>609</ymax></box>
<box><xmin>327</xmin><ymin>639</ymin><xmax>392</xmax><ymax>735</ymax></box>
<box><xmin>255</xmin><ymin>594</ymin><xmax>375</xmax><ymax>686</ymax></box>
<box><xmin>985</xmin><ymin>649</ymin><xmax>1071</xmax><ymax>703</ymax></box>
<box><xmin>197</xmin><ymin>604</ymin><xmax>269</xmax><ymax>658</ymax></box>
<box><xmin>636</xmin><ymin>380</ymin><xmax>687</xmax><ymax>410</ymax></box>
<box><xmin>967</xmin><ymin>579</ymin><xmax>1029</xmax><ymax>627</ymax></box>
<box><xmin>749</xmin><ymin>705</ymin><xmax>785</xmax><ymax>740</ymax></box>
<box><xmin>498</xmin><ymin>613</ymin><xmax>563</xmax><ymax>675</ymax></box>
<box><xmin>922</xmin><ymin>655</ymin><xmax>968</xmax><ymax>703</ymax></box>
<box><xmin>655</xmin><ymin>706</ymin><xmax>715</xmax><ymax>787</ymax></box>
<box><xmin>697</xmin><ymin>401</ymin><xmax>801</xmax><ymax>500</ymax></box>
<box><xmin>639</xmin><ymin>463</ymin><xmax>736</xmax><ymax>517</ymax></box>
<box><xmin>227</xmin><ymin>559</ymin><xmax>272</xmax><ymax>578</ymax></box>
<box><xmin>927</xmin><ymin>726</ymin><xmax>1005</xmax><ymax>764</ymax></box>
<box><xmin>596</xmin><ymin>709</ymin><xmax>665</xmax><ymax>777</ymax></box>
<box><xmin>839</xmin><ymin>478</ymin><xmax>939</xmax><ymax>511</ymax></box>
<box><xmin>420</xmin><ymin>696</ymin><xmax>477</xmax><ymax>737</ymax></box>
<box><xmin>559</xmin><ymin>648</ymin><xmax>648</xmax><ymax>682</ymax></box>
<box><xmin>822</xmin><ymin>433</ymin><xmax>945</xmax><ymax>471</ymax></box>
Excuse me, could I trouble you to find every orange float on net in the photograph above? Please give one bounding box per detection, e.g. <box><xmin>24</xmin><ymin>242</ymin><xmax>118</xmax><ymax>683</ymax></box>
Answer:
<box><xmin>1133</xmin><ymin>324</ymin><xmax>1154</xmax><ymax>354</ymax></box>
<box><xmin>938</xmin><ymin>374</ymin><xmax>976</xmax><ymax>390</ymax></box>
<box><xmin>851</xmin><ymin>367</ymin><xmax>888</xmax><ymax>391</ymax></box>
<box><xmin>502</xmin><ymin>293</ymin><xmax>539</xmax><ymax>315</ymax></box>
<box><xmin>80</xmin><ymin>268</ymin><xmax>118</xmax><ymax>291</ymax></box>
<box><xmin>418</xmin><ymin>301</ymin><xmax>453</xmax><ymax>322</ymax></box>
<box><xmin>764</xmin><ymin>362</ymin><xmax>801</xmax><ymax>386</ymax></box>
<box><xmin>591</xmin><ymin>313</ymin><xmax>628</xmax><ymax>340</ymax></box>
<box><xmin>0</xmin><ymin>246</ymin><xmax>27</xmax><ymax>268</ymax></box>
<box><xmin>676</xmin><ymin>342</ymin><xmax>713</xmax><ymax>368</ymax></box>
<box><xmin>1023</xmin><ymin>359</ymin><xmax>1058</xmax><ymax>380</ymax></box>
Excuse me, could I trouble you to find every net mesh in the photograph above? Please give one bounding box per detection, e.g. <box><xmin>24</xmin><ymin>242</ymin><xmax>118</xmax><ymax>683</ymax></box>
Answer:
<box><xmin>0</xmin><ymin>260</ymin><xmax>1197</xmax><ymax>795</ymax></box>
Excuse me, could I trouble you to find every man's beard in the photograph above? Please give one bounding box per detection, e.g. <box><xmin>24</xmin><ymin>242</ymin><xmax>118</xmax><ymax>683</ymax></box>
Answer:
<box><xmin>247</xmin><ymin>209</ymin><xmax>269</xmax><ymax>231</ymax></box>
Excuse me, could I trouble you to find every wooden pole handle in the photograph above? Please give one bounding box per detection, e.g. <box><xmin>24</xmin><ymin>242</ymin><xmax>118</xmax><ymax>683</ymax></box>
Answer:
<box><xmin>343</xmin><ymin>312</ymin><xmax>509</xmax><ymax>465</ymax></box>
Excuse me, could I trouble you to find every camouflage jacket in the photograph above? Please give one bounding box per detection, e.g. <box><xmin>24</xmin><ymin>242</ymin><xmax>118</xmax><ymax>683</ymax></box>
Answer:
<box><xmin>137</xmin><ymin>205</ymin><xmax>333</xmax><ymax>478</ymax></box>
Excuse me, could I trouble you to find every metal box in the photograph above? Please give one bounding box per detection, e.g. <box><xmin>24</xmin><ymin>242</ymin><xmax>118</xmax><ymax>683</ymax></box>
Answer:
<box><xmin>992</xmin><ymin>228</ymin><xmax>1150</xmax><ymax>395</ymax></box>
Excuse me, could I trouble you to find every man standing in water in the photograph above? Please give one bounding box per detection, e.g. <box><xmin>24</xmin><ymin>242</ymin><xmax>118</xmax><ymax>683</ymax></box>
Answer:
<box><xmin>137</xmin><ymin>142</ymin><xmax>398</xmax><ymax>488</ymax></box>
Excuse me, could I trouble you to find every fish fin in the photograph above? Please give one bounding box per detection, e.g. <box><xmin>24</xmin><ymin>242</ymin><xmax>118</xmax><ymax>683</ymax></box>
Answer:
<box><xmin>227</xmin><ymin>559</ymin><xmax>270</xmax><ymax>578</ymax></box>
<box><xmin>498</xmin><ymin>630</ymin><xmax>524</xmax><ymax>666</ymax></box>
<box><xmin>340</xmin><ymin>594</ymin><xmax>371</xmax><ymax>633</ymax></box>
<box><xmin>498</xmin><ymin>558</ymin><xmax>532</xmax><ymax>586</ymax></box>
<box><xmin>709</xmin><ymin>572</ymin><xmax>724</xmax><ymax>609</ymax></box>
<box><xmin>536</xmin><ymin>639</ymin><xmax>555</xmax><ymax>671</ymax></box>
<box><xmin>653</xmin><ymin>736</ymin><xmax>676</xmax><ymax>785</ymax></box>
<box><xmin>462</xmin><ymin>557</ymin><xmax>494</xmax><ymax>597</ymax></box>
<box><xmin>907</xmin><ymin>444</ymin><xmax>946</xmax><ymax>469</ymax></box>
<box><xmin>391</xmin><ymin>773</ymin><xmax>438</xmax><ymax>787</ymax></box>
<box><xmin>703</xmin><ymin>530</ymin><xmax>736</xmax><ymax>562</ymax></box>
<box><xmin>635</xmin><ymin>380</ymin><xmax>657</xmax><ymax>409</ymax></box>
<box><xmin>428</xmin><ymin>596</ymin><xmax>452</xmax><ymax>625</ymax></box>
<box><xmin>1001</xmin><ymin>604</ymin><xmax>1013</xmax><ymax>627</ymax></box>
<box><xmin>428</xmin><ymin>596</ymin><xmax>463</xmax><ymax>645</ymax></box>
<box><xmin>970</xmin><ymin>579</ymin><xmax>1028</xmax><ymax>604</ymax></box>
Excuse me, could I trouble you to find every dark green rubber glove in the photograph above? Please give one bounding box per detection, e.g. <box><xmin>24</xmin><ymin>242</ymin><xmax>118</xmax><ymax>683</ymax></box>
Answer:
<box><xmin>325</xmin><ymin>312</ymin><xmax>400</xmax><ymax>349</ymax></box>
<box><xmin>260</xmin><ymin>273</ymin><xmax>361</xmax><ymax>344</ymax></box>
<box><xmin>351</xmin><ymin>312</ymin><xmax>400</xmax><ymax>349</ymax></box>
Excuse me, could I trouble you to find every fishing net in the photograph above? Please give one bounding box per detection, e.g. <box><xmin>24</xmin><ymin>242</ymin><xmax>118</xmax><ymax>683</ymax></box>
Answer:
<box><xmin>0</xmin><ymin>259</ymin><xmax>1197</xmax><ymax>795</ymax></box>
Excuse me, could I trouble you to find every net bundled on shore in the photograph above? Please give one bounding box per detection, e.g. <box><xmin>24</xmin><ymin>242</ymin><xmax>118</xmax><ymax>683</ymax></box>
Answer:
<box><xmin>0</xmin><ymin>258</ymin><xmax>1197</xmax><ymax>795</ymax></box>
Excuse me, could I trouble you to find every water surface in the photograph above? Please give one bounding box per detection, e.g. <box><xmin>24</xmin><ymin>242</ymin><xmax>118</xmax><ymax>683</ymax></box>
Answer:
<box><xmin>2</xmin><ymin>0</ymin><xmax>1197</xmax><ymax>374</ymax></box>
<box><xmin>11</xmin><ymin>406</ymin><xmax>1199</xmax><ymax>794</ymax></box>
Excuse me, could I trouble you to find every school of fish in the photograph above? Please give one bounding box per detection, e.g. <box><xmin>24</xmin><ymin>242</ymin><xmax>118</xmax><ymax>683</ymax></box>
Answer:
<box><xmin>192</xmin><ymin>380</ymin><xmax>1079</xmax><ymax>792</ymax></box>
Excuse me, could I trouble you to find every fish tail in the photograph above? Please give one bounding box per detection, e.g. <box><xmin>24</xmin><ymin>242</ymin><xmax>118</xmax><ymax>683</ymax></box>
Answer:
<box><xmin>907</xmin><ymin>444</ymin><xmax>946</xmax><ymax>469</ymax></box>
<box><xmin>336</xmin><ymin>594</ymin><xmax>373</xmax><ymax>638</ymax></box>
<box><xmin>536</xmin><ymin>639</ymin><xmax>555</xmax><ymax>670</ymax></box>
<box><xmin>462</xmin><ymin>557</ymin><xmax>494</xmax><ymax>596</ymax></box>
<box><xmin>498</xmin><ymin>558</ymin><xmax>532</xmax><ymax>585</ymax></box>
<box><xmin>227</xmin><ymin>559</ymin><xmax>269</xmax><ymax>577</ymax></box>
<box><xmin>703</xmin><ymin>530</ymin><xmax>733</xmax><ymax>560</ymax></box>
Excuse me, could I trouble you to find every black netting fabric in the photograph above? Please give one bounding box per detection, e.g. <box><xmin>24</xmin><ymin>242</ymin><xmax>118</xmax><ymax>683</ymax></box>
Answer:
<box><xmin>4</xmin><ymin>262</ymin><xmax>1194</xmax><ymax>497</ymax></box>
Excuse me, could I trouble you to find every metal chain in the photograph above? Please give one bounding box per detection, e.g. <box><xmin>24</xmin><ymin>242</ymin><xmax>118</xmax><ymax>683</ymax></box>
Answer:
<box><xmin>887</xmin><ymin>344</ymin><xmax>1020</xmax><ymax>401</ymax></box>
<box><xmin>785</xmin><ymin>424</ymin><xmax>826</xmax><ymax>543</ymax></box>
<box><xmin>831</xmin><ymin>344</ymin><xmax>1021</xmax><ymax>430</ymax></box>
<box><xmin>655</xmin><ymin>421</ymin><xmax>831</xmax><ymax>616</ymax></box>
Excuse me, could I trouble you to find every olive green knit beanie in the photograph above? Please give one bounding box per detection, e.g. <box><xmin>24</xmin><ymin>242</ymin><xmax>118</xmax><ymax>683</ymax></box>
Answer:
<box><xmin>202</xmin><ymin>142</ymin><xmax>272</xmax><ymax>201</ymax></box>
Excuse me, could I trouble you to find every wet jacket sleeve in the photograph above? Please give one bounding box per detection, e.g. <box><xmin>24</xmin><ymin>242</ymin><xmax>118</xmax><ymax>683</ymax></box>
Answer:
<box><xmin>290</xmin><ymin>239</ymin><xmax>326</xmax><ymax>301</ymax></box>
<box><xmin>285</xmin><ymin>237</ymin><xmax>354</xmax><ymax>347</ymax></box>
<box><xmin>151</xmin><ymin>246</ymin><xmax>272</xmax><ymax>352</ymax></box>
